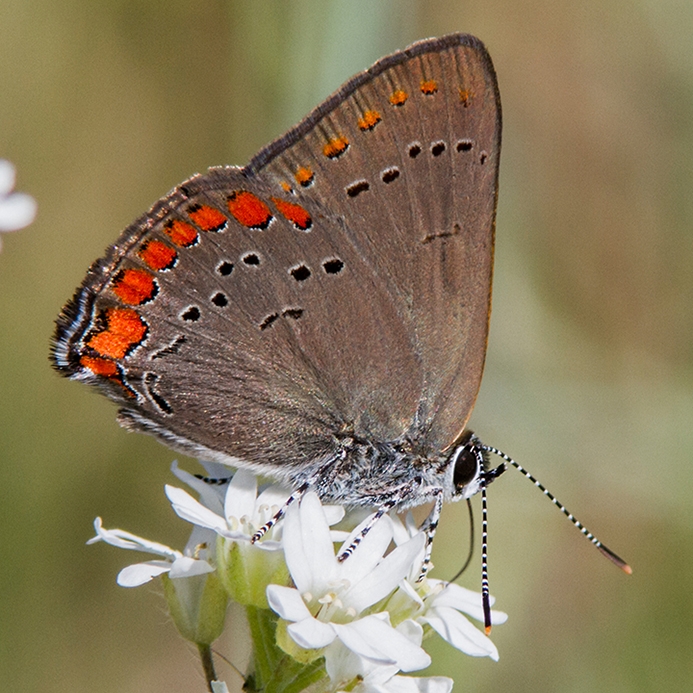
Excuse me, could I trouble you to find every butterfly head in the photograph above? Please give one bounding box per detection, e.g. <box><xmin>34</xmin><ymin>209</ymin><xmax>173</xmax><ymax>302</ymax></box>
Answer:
<box><xmin>448</xmin><ymin>430</ymin><xmax>505</xmax><ymax>501</ymax></box>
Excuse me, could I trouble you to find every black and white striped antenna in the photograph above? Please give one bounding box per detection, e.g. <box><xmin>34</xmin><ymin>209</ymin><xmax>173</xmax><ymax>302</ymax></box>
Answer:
<box><xmin>470</xmin><ymin>442</ymin><xmax>632</xmax><ymax>633</ymax></box>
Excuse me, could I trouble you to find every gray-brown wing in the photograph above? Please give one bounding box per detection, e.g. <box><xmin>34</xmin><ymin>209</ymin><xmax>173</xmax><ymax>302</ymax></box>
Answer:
<box><xmin>246</xmin><ymin>33</ymin><xmax>501</xmax><ymax>450</ymax></box>
<box><xmin>52</xmin><ymin>167</ymin><xmax>422</xmax><ymax>473</ymax></box>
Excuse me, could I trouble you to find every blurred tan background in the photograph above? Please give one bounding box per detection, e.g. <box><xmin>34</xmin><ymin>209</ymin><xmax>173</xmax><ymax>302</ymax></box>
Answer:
<box><xmin>1</xmin><ymin>0</ymin><xmax>691</xmax><ymax>691</ymax></box>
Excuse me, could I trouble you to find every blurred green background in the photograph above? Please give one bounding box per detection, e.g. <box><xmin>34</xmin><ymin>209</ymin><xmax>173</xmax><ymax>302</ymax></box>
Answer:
<box><xmin>1</xmin><ymin>0</ymin><xmax>691</xmax><ymax>691</ymax></box>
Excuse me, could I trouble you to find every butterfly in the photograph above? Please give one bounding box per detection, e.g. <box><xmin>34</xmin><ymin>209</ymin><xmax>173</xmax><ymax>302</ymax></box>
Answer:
<box><xmin>52</xmin><ymin>33</ymin><xmax>628</xmax><ymax>629</ymax></box>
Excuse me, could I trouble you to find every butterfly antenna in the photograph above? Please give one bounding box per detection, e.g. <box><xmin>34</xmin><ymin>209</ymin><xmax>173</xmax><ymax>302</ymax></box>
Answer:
<box><xmin>482</xmin><ymin>444</ymin><xmax>632</xmax><ymax>575</ymax></box>
<box><xmin>450</xmin><ymin>499</ymin><xmax>475</xmax><ymax>583</ymax></box>
<box><xmin>480</xmin><ymin>478</ymin><xmax>493</xmax><ymax>634</ymax></box>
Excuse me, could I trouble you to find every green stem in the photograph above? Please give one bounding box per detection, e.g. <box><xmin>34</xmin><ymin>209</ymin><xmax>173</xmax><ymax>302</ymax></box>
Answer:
<box><xmin>197</xmin><ymin>643</ymin><xmax>217</xmax><ymax>692</ymax></box>
<box><xmin>245</xmin><ymin>606</ymin><xmax>328</xmax><ymax>693</ymax></box>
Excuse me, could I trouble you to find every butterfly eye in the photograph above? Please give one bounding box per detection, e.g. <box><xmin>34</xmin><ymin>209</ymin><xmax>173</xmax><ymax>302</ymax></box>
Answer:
<box><xmin>452</xmin><ymin>443</ymin><xmax>480</xmax><ymax>490</ymax></box>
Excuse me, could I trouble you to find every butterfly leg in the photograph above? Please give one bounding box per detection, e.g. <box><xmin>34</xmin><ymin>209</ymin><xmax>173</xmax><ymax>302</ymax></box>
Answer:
<box><xmin>417</xmin><ymin>489</ymin><xmax>444</xmax><ymax>581</ymax></box>
<box><xmin>250</xmin><ymin>481</ymin><xmax>308</xmax><ymax>543</ymax></box>
<box><xmin>336</xmin><ymin>481</ymin><xmax>444</xmax><ymax>565</ymax></box>
<box><xmin>336</xmin><ymin>498</ymin><xmax>400</xmax><ymax>562</ymax></box>
<box><xmin>250</xmin><ymin>452</ymin><xmax>345</xmax><ymax>544</ymax></box>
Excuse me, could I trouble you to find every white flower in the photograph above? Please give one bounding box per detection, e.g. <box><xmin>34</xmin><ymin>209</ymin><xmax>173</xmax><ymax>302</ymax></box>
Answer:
<box><xmin>417</xmin><ymin>580</ymin><xmax>506</xmax><ymax>661</ymax></box>
<box><xmin>325</xmin><ymin>621</ymin><xmax>453</xmax><ymax>693</ymax></box>
<box><xmin>88</xmin><ymin>462</ymin><xmax>231</xmax><ymax>645</ymax></box>
<box><xmin>88</xmin><ymin>517</ymin><xmax>214</xmax><ymax>587</ymax></box>
<box><xmin>165</xmin><ymin>466</ymin><xmax>347</xmax><ymax>608</ymax></box>
<box><xmin>390</xmin><ymin>513</ymin><xmax>508</xmax><ymax>661</ymax></box>
<box><xmin>266</xmin><ymin>492</ymin><xmax>431</xmax><ymax>674</ymax></box>
<box><xmin>166</xmin><ymin>465</ymin><xmax>348</xmax><ymax>548</ymax></box>
<box><xmin>165</xmin><ymin>467</ymin><xmax>292</xmax><ymax>550</ymax></box>
<box><xmin>87</xmin><ymin>460</ymin><xmax>231</xmax><ymax>586</ymax></box>
<box><xmin>0</xmin><ymin>159</ymin><xmax>36</xmax><ymax>249</ymax></box>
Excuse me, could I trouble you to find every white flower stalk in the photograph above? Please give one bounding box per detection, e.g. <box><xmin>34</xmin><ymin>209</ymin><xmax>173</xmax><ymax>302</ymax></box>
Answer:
<box><xmin>0</xmin><ymin>159</ymin><xmax>36</xmax><ymax>249</ymax></box>
<box><xmin>267</xmin><ymin>492</ymin><xmax>431</xmax><ymax>675</ymax></box>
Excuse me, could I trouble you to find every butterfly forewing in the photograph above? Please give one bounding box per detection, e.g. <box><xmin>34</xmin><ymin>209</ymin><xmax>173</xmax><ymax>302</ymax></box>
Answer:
<box><xmin>247</xmin><ymin>34</ymin><xmax>500</xmax><ymax>449</ymax></box>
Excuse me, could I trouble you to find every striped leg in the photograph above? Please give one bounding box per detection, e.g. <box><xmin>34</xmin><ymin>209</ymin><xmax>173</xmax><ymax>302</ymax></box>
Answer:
<box><xmin>480</xmin><ymin>478</ymin><xmax>492</xmax><ymax>633</ymax></box>
<box><xmin>337</xmin><ymin>499</ymin><xmax>399</xmax><ymax>562</ymax></box>
<box><xmin>250</xmin><ymin>480</ymin><xmax>309</xmax><ymax>543</ymax></box>
<box><xmin>250</xmin><ymin>452</ymin><xmax>345</xmax><ymax>543</ymax></box>
<box><xmin>416</xmin><ymin>489</ymin><xmax>444</xmax><ymax>581</ymax></box>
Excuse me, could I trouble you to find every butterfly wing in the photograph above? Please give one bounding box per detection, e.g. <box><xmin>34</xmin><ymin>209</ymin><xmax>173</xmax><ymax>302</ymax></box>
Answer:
<box><xmin>52</xmin><ymin>33</ymin><xmax>500</xmax><ymax>474</ymax></box>
<box><xmin>246</xmin><ymin>33</ymin><xmax>501</xmax><ymax>451</ymax></box>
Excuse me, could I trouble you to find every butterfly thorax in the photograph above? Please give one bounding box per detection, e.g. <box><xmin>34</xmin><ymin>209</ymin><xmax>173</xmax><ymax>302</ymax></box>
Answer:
<box><xmin>287</xmin><ymin>436</ymin><xmax>458</xmax><ymax>511</ymax></box>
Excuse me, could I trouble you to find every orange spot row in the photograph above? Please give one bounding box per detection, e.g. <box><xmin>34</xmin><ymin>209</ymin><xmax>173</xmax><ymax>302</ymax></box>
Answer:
<box><xmin>323</xmin><ymin>136</ymin><xmax>349</xmax><ymax>159</ymax></box>
<box><xmin>270</xmin><ymin>197</ymin><xmax>312</xmax><ymax>231</ymax></box>
<box><xmin>79</xmin><ymin>354</ymin><xmax>135</xmax><ymax>397</ymax></box>
<box><xmin>358</xmin><ymin>110</ymin><xmax>381</xmax><ymax>131</ymax></box>
<box><xmin>295</xmin><ymin>166</ymin><xmax>314</xmax><ymax>187</ymax></box>
<box><xmin>228</xmin><ymin>190</ymin><xmax>273</xmax><ymax>229</ymax></box>
<box><xmin>87</xmin><ymin>308</ymin><xmax>147</xmax><ymax>360</ymax></box>
<box><xmin>420</xmin><ymin>79</ymin><xmax>438</xmax><ymax>95</ymax></box>
<box><xmin>165</xmin><ymin>219</ymin><xmax>199</xmax><ymax>247</ymax></box>
<box><xmin>80</xmin><ymin>355</ymin><xmax>119</xmax><ymax>378</ymax></box>
<box><xmin>389</xmin><ymin>90</ymin><xmax>408</xmax><ymax>106</ymax></box>
<box><xmin>139</xmin><ymin>239</ymin><xmax>177</xmax><ymax>271</ymax></box>
<box><xmin>188</xmin><ymin>204</ymin><xmax>227</xmax><ymax>231</ymax></box>
<box><xmin>111</xmin><ymin>268</ymin><xmax>157</xmax><ymax>306</ymax></box>
<box><xmin>459</xmin><ymin>88</ymin><xmax>472</xmax><ymax>106</ymax></box>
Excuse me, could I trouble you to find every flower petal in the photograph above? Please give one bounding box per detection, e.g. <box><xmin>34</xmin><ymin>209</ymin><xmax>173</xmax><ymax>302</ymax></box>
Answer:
<box><xmin>322</xmin><ymin>504</ymin><xmax>346</xmax><ymax>526</ymax></box>
<box><xmin>391</xmin><ymin>512</ymin><xmax>420</xmax><ymax>546</ymax></box>
<box><xmin>287</xmin><ymin>617</ymin><xmax>336</xmax><ymax>649</ymax></box>
<box><xmin>383</xmin><ymin>676</ymin><xmax>454</xmax><ymax>693</ymax></box>
<box><xmin>283</xmin><ymin>492</ymin><xmax>337</xmax><ymax>594</ymax></box>
<box><xmin>117</xmin><ymin>560</ymin><xmax>171</xmax><ymax>587</ymax></box>
<box><xmin>0</xmin><ymin>192</ymin><xmax>36</xmax><ymax>231</ymax></box>
<box><xmin>168</xmin><ymin>555</ymin><xmax>215</xmax><ymax>579</ymax></box>
<box><xmin>266</xmin><ymin>585</ymin><xmax>312</xmax><ymax>622</ymax></box>
<box><xmin>422</xmin><ymin>605</ymin><xmax>499</xmax><ymax>660</ymax></box>
<box><xmin>427</xmin><ymin>580</ymin><xmax>508</xmax><ymax>625</ymax></box>
<box><xmin>337</xmin><ymin>514</ymin><xmax>394</xmax><ymax>588</ymax></box>
<box><xmin>165</xmin><ymin>485</ymin><xmax>228</xmax><ymax>533</ymax></box>
<box><xmin>329</xmin><ymin>530</ymin><xmax>351</xmax><ymax>543</ymax></box>
<box><xmin>395</xmin><ymin>619</ymin><xmax>424</xmax><ymax>647</ymax></box>
<box><xmin>345</xmin><ymin>533</ymin><xmax>425</xmax><ymax>613</ymax></box>
<box><xmin>88</xmin><ymin>518</ymin><xmax>180</xmax><ymax>559</ymax></box>
<box><xmin>171</xmin><ymin>461</ymin><xmax>226</xmax><ymax>515</ymax></box>
<box><xmin>224</xmin><ymin>468</ymin><xmax>257</xmax><ymax>522</ymax></box>
<box><xmin>0</xmin><ymin>160</ymin><xmax>16</xmax><ymax>195</ymax></box>
<box><xmin>397</xmin><ymin>579</ymin><xmax>425</xmax><ymax>610</ymax></box>
<box><xmin>323</xmin><ymin>640</ymin><xmax>397</xmax><ymax>685</ymax></box>
<box><xmin>333</xmin><ymin>615</ymin><xmax>431</xmax><ymax>672</ymax></box>
<box><xmin>183</xmin><ymin>525</ymin><xmax>219</xmax><ymax>561</ymax></box>
<box><xmin>255</xmin><ymin>485</ymin><xmax>290</xmax><ymax>516</ymax></box>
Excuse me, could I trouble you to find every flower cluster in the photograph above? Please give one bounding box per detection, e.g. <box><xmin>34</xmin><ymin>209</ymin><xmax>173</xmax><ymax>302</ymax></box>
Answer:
<box><xmin>90</xmin><ymin>462</ymin><xmax>507</xmax><ymax>692</ymax></box>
